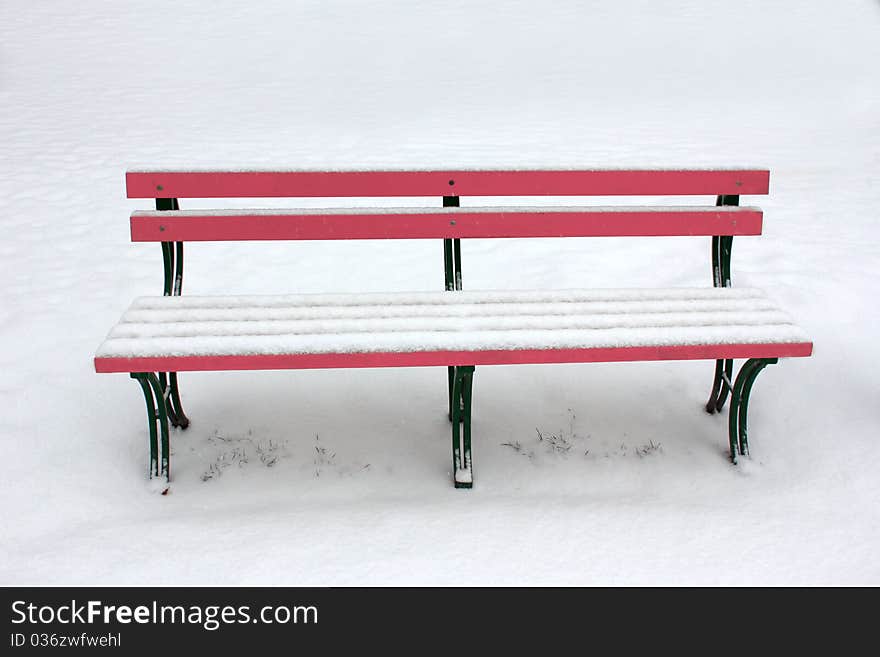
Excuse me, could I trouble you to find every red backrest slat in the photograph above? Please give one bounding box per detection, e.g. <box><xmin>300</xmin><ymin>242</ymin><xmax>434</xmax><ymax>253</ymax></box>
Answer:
<box><xmin>126</xmin><ymin>169</ymin><xmax>769</xmax><ymax>199</ymax></box>
<box><xmin>130</xmin><ymin>208</ymin><xmax>763</xmax><ymax>242</ymax></box>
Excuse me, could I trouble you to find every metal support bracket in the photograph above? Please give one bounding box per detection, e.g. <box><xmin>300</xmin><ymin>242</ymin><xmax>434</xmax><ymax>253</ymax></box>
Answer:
<box><xmin>727</xmin><ymin>358</ymin><xmax>777</xmax><ymax>463</ymax></box>
<box><xmin>443</xmin><ymin>195</ymin><xmax>465</xmax><ymax>421</ymax></box>
<box><xmin>156</xmin><ymin>198</ymin><xmax>190</xmax><ymax>430</ymax></box>
<box><xmin>451</xmin><ymin>365</ymin><xmax>475</xmax><ymax>488</ymax></box>
<box><xmin>706</xmin><ymin>194</ymin><xmax>739</xmax><ymax>414</ymax></box>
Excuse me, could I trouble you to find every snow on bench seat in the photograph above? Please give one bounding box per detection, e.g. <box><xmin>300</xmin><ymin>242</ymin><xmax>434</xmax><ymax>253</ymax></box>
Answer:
<box><xmin>94</xmin><ymin>288</ymin><xmax>812</xmax><ymax>373</ymax></box>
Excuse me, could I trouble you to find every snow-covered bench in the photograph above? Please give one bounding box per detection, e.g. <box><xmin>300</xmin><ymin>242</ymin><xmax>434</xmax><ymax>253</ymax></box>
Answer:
<box><xmin>95</xmin><ymin>169</ymin><xmax>812</xmax><ymax>490</ymax></box>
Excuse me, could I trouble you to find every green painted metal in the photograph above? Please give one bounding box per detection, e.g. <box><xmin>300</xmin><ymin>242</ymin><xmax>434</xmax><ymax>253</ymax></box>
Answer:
<box><xmin>157</xmin><ymin>371</ymin><xmax>180</xmax><ymax>428</ymax></box>
<box><xmin>443</xmin><ymin>196</ymin><xmax>460</xmax><ymax>421</ymax></box>
<box><xmin>443</xmin><ymin>196</ymin><xmax>461</xmax><ymax>290</ymax></box>
<box><xmin>706</xmin><ymin>359</ymin><xmax>724</xmax><ymax>414</ymax></box>
<box><xmin>155</xmin><ymin>198</ymin><xmax>190</xmax><ymax>432</ymax></box>
<box><xmin>173</xmin><ymin>240</ymin><xmax>184</xmax><ymax>296</ymax></box>
<box><xmin>720</xmin><ymin>235</ymin><xmax>733</xmax><ymax>287</ymax></box>
<box><xmin>157</xmin><ymin>198</ymin><xmax>177</xmax><ymax>296</ymax></box>
<box><xmin>728</xmin><ymin>358</ymin><xmax>777</xmax><ymax>463</ymax></box>
<box><xmin>443</xmin><ymin>240</ymin><xmax>454</xmax><ymax>291</ymax></box>
<box><xmin>738</xmin><ymin>358</ymin><xmax>777</xmax><ymax>456</ymax></box>
<box><xmin>168</xmin><ymin>372</ymin><xmax>190</xmax><ymax>429</ymax></box>
<box><xmin>145</xmin><ymin>372</ymin><xmax>171</xmax><ymax>481</ymax></box>
<box><xmin>453</xmin><ymin>239</ymin><xmax>462</xmax><ymax>290</ymax></box>
<box><xmin>727</xmin><ymin>361</ymin><xmax>752</xmax><ymax>463</ymax></box>
<box><xmin>160</xmin><ymin>241</ymin><xmax>173</xmax><ymax>296</ymax></box>
<box><xmin>706</xmin><ymin>230</ymin><xmax>724</xmax><ymax>413</ymax></box>
<box><xmin>716</xmin><ymin>198</ymin><xmax>738</xmax><ymax>412</ymax></box>
<box><xmin>131</xmin><ymin>373</ymin><xmax>159</xmax><ymax>478</ymax></box>
<box><xmin>451</xmin><ymin>365</ymin><xmax>475</xmax><ymax>488</ymax></box>
<box><xmin>711</xmin><ymin>234</ymin><xmax>722</xmax><ymax>287</ymax></box>
<box><xmin>707</xmin><ymin>195</ymin><xmax>739</xmax><ymax>413</ymax></box>
<box><xmin>715</xmin><ymin>358</ymin><xmax>734</xmax><ymax>412</ymax></box>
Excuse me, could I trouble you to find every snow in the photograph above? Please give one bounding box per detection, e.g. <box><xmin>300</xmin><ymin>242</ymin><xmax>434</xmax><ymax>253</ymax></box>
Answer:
<box><xmin>128</xmin><ymin>167</ymin><xmax>766</xmax><ymax>173</ymax></box>
<box><xmin>95</xmin><ymin>288</ymin><xmax>808</xmax><ymax>358</ymax></box>
<box><xmin>2</xmin><ymin>0</ymin><xmax>879</xmax><ymax>585</ymax></box>
<box><xmin>132</xmin><ymin>205</ymin><xmax>758</xmax><ymax>216</ymax></box>
<box><xmin>128</xmin><ymin>286</ymin><xmax>774</xmax><ymax>308</ymax></box>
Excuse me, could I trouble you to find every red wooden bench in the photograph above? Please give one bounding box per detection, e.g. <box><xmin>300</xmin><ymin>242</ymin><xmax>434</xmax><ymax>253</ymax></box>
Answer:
<box><xmin>95</xmin><ymin>169</ymin><xmax>812</xmax><ymax>491</ymax></box>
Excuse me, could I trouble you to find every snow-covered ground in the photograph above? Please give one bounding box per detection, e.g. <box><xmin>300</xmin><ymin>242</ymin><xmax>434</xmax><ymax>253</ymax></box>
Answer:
<box><xmin>1</xmin><ymin>0</ymin><xmax>878</xmax><ymax>585</ymax></box>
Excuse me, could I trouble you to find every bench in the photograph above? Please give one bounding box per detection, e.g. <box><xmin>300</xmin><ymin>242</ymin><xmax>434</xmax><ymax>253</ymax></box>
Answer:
<box><xmin>94</xmin><ymin>169</ymin><xmax>812</xmax><ymax>490</ymax></box>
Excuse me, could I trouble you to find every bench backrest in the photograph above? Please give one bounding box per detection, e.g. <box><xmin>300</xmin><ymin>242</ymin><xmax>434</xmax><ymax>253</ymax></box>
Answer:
<box><xmin>126</xmin><ymin>169</ymin><xmax>769</xmax><ymax>242</ymax></box>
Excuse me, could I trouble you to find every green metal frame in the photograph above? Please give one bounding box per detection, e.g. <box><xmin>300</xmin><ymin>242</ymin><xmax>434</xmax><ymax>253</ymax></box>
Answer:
<box><xmin>450</xmin><ymin>365</ymin><xmax>475</xmax><ymax>488</ymax></box>
<box><xmin>727</xmin><ymin>358</ymin><xmax>777</xmax><ymax>463</ymax></box>
<box><xmin>131</xmin><ymin>372</ymin><xmax>171</xmax><ymax>483</ymax></box>
<box><xmin>443</xmin><ymin>195</ymin><xmax>464</xmax><ymax>421</ymax></box>
<box><xmin>155</xmin><ymin>198</ymin><xmax>190</xmax><ymax>430</ymax></box>
<box><xmin>706</xmin><ymin>194</ymin><xmax>738</xmax><ymax>414</ymax></box>
<box><xmin>441</xmin><ymin>194</ymin><xmax>470</xmax><ymax>485</ymax></box>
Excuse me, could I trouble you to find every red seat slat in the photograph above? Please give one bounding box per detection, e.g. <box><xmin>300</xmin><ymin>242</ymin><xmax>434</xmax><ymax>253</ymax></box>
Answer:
<box><xmin>95</xmin><ymin>342</ymin><xmax>813</xmax><ymax>374</ymax></box>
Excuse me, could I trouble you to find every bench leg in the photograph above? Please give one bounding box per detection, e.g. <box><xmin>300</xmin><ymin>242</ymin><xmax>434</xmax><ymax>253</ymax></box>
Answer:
<box><xmin>132</xmin><ymin>374</ymin><xmax>159</xmax><ymax>479</ymax></box>
<box><xmin>451</xmin><ymin>365</ymin><xmax>475</xmax><ymax>488</ymax></box>
<box><xmin>159</xmin><ymin>371</ymin><xmax>190</xmax><ymax>429</ymax></box>
<box><xmin>131</xmin><ymin>372</ymin><xmax>171</xmax><ymax>487</ymax></box>
<box><xmin>168</xmin><ymin>372</ymin><xmax>189</xmax><ymax>428</ymax></box>
<box><xmin>727</xmin><ymin>358</ymin><xmax>778</xmax><ymax>463</ymax></box>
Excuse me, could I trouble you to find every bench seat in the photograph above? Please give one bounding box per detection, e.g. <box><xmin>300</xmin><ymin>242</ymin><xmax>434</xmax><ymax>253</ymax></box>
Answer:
<box><xmin>95</xmin><ymin>287</ymin><xmax>811</xmax><ymax>373</ymax></box>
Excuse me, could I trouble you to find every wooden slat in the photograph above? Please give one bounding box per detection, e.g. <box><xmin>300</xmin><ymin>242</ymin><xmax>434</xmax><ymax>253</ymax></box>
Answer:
<box><xmin>95</xmin><ymin>342</ymin><xmax>813</xmax><ymax>373</ymax></box>
<box><xmin>126</xmin><ymin>169</ymin><xmax>770</xmax><ymax>199</ymax></box>
<box><xmin>130</xmin><ymin>207</ymin><xmax>763</xmax><ymax>242</ymax></box>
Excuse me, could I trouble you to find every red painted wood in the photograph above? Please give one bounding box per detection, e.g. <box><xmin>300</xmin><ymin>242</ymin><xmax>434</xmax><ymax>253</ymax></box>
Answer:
<box><xmin>130</xmin><ymin>208</ymin><xmax>763</xmax><ymax>242</ymax></box>
<box><xmin>94</xmin><ymin>342</ymin><xmax>812</xmax><ymax>373</ymax></box>
<box><xmin>126</xmin><ymin>169</ymin><xmax>770</xmax><ymax>199</ymax></box>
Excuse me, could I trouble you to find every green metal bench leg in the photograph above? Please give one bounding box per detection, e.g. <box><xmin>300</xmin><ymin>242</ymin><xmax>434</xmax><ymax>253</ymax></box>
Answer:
<box><xmin>728</xmin><ymin>361</ymin><xmax>755</xmax><ymax>463</ymax></box>
<box><xmin>145</xmin><ymin>372</ymin><xmax>171</xmax><ymax>482</ymax></box>
<box><xmin>131</xmin><ymin>373</ymin><xmax>160</xmax><ymax>479</ymax></box>
<box><xmin>706</xmin><ymin>357</ymin><xmax>724</xmax><ymax>414</ymax></box>
<box><xmin>727</xmin><ymin>358</ymin><xmax>777</xmax><ymax>463</ymax></box>
<box><xmin>737</xmin><ymin>358</ymin><xmax>777</xmax><ymax>457</ymax></box>
<box><xmin>130</xmin><ymin>372</ymin><xmax>171</xmax><ymax>483</ymax></box>
<box><xmin>451</xmin><ymin>365</ymin><xmax>475</xmax><ymax>488</ymax></box>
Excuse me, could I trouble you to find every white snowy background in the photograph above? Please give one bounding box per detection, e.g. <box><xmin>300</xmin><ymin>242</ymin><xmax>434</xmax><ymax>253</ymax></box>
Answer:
<box><xmin>1</xmin><ymin>0</ymin><xmax>877</xmax><ymax>584</ymax></box>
